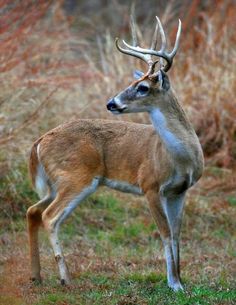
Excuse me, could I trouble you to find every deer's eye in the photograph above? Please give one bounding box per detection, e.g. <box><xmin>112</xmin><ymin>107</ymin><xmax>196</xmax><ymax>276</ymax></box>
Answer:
<box><xmin>137</xmin><ymin>84</ymin><xmax>149</xmax><ymax>94</ymax></box>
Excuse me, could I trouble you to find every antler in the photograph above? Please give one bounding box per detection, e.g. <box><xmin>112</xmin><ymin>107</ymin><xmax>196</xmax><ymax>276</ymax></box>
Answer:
<box><xmin>115</xmin><ymin>16</ymin><xmax>181</xmax><ymax>74</ymax></box>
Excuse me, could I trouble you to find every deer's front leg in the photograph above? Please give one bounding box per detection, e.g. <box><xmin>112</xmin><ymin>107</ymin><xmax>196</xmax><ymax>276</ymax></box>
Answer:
<box><xmin>145</xmin><ymin>189</ymin><xmax>183</xmax><ymax>291</ymax></box>
<box><xmin>163</xmin><ymin>193</ymin><xmax>185</xmax><ymax>278</ymax></box>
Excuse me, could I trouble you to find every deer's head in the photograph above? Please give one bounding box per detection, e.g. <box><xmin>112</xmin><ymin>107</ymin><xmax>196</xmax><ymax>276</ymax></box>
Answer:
<box><xmin>107</xmin><ymin>17</ymin><xmax>181</xmax><ymax>114</ymax></box>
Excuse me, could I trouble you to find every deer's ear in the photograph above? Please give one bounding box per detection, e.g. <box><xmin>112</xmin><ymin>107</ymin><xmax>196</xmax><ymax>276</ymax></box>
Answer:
<box><xmin>160</xmin><ymin>70</ymin><xmax>170</xmax><ymax>91</ymax></box>
<box><xmin>153</xmin><ymin>70</ymin><xmax>170</xmax><ymax>91</ymax></box>
<box><xmin>133</xmin><ymin>70</ymin><xmax>144</xmax><ymax>79</ymax></box>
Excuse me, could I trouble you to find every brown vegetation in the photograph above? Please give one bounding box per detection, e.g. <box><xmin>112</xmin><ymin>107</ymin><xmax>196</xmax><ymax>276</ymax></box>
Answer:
<box><xmin>0</xmin><ymin>0</ymin><xmax>235</xmax><ymax>170</ymax></box>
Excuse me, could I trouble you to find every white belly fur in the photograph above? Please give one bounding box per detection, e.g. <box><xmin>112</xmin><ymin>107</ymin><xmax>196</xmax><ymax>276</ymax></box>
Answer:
<box><xmin>101</xmin><ymin>177</ymin><xmax>143</xmax><ymax>195</ymax></box>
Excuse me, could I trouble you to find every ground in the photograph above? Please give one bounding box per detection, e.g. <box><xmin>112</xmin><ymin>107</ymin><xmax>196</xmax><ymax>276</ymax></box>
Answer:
<box><xmin>0</xmin><ymin>167</ymin><xmax>235</xmax><ymax>305</ymax></box>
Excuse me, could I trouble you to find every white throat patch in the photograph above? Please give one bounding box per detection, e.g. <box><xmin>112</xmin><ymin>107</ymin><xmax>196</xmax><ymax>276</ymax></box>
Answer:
<box><xmin>150</xmin><ymin>108</ymin><xmax>189</xmax><ymax>159</ymax></box>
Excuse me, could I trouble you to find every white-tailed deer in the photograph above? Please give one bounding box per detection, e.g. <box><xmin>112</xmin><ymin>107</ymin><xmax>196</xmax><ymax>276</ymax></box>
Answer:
<box><xmin>27</xmin><ymin>17</ymin><xmax>204</xmax><ymax>291</ymax></box>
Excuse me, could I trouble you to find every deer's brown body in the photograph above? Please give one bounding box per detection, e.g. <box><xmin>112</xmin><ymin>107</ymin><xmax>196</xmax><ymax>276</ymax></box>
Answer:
<box><xmin>27</xmin><ymin>17</ymin><xmax>204</xmax><ymax>291</ymax></box>
<box><xmin>30</xmin><ymin>117</ymin><xmax>202</xmax><ymax>192</ymax></box>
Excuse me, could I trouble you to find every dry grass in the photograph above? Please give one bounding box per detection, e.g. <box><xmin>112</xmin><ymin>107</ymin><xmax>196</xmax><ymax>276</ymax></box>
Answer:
<box><xmin>0</xmin><ymin>0</ymin><xmax>235</xmax><ymax>170</ymax></box>
<box><xmin>0</xmin><ymin>0</ymin><xmax>235</xmax><ymax>211</ymax></box>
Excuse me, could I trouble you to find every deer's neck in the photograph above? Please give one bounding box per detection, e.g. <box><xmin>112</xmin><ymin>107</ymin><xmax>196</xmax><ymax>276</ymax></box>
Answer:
<box><xmin>149</xmin><ymin>97</ymin><xmax>194</xmax><ymax>161</ymax></box>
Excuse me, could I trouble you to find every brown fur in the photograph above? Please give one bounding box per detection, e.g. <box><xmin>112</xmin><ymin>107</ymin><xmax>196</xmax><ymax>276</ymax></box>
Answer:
<box><xmin>28</xmin><ymin>139</ymin><xmax>41</xmax><ymax>186</ymax></box>
<box><xmin>29</xmin><ymin>119</ymin><xmax>177</xmax><ymax>193</ymax></box>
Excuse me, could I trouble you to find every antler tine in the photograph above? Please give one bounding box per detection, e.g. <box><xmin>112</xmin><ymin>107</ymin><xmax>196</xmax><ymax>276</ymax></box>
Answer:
<box><xmin>130</xmin><ymin>14</ymin><xmax>138</xmax><ymax>47</ymax></box>
<box><xmin>154</xmin><ymin>17</ymin><xmax>164</xmax><ymax>69</ymax></box>
<box><xmin>150</xmin><ymin>19</ymin><xmax>159</xmax><ymax>50</ymax></box>
<box><xmin>169</xmin><ymin>19</ymin><xmax>182</xmax><ymax>58</ymax></box>
<box><xmin>156</xmin><ymin>17</ymin><xmax>166</xmax><ymax>51</ymax></box>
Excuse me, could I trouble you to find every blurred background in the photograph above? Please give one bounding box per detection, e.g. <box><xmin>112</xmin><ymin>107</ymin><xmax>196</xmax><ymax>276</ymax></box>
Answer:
<box><xmin>0</xmin><ymin>1</ymin><xmax>235</xmax><ymax>304</ymax></box>
<box><xmin>0</xmin><ymin>0</ymin><xmax>236</xmax><ymax>202</ymax></box>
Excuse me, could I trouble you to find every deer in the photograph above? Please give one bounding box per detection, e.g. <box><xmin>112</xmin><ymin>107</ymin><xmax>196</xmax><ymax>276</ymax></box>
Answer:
<box><xmin>27</xmin><ymin>16</ymin><xmax>204</xmax><ymax>291</ymax></box>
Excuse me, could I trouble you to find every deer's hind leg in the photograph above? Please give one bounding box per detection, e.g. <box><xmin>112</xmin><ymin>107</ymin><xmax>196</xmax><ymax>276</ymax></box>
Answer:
<box><xmin>27</xmin><ymin>193</ymin><xmax>54</xmax><ymax>282</ymax></box>
<box><xmin>41</xmin><ymin>177</ymin><xmax>100</xmax><ymax>285</ymax></box>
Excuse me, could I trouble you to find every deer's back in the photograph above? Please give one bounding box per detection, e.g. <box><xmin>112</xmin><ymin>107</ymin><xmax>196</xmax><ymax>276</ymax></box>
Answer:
<box><xmin>33</xmin><ymin>119</ymin><xmax>163</xmax><ymax>187</ymax></box>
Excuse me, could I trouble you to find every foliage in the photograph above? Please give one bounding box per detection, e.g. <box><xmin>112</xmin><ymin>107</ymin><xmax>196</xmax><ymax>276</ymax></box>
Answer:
<box><xmin>0</xmin><ymin>0</ymin><xmax>235</xmax><ymax>171</ymax></box>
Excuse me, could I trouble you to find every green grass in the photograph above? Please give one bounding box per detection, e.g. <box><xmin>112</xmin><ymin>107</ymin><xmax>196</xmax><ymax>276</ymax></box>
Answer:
<box><xmin>59</xmin><ymin>193</ymin><xmax>159</xmax><ymax>257</ymax></box>
<box><xmin>33</xmin><ymin>272</ymin><xmax>236</xmax><ymax>305</ymax></box>
<box><xmin>227</xmin><ymin>196</ymin><xmax>236</xmax><ymax>207</ymax></box>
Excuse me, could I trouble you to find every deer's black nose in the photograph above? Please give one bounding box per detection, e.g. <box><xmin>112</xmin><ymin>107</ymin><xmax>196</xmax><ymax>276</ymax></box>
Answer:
<box><xmin>107</xmin><ymin>99</ymin><xmax>117</xmax><ymax>111</ymax></box>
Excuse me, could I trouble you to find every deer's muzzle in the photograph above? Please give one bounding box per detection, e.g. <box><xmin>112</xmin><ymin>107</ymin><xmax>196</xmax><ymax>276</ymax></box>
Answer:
<box><xmin>107</xmin><ymin>98</ymin><xmax>127</xmax><ymax>113</ymax></box>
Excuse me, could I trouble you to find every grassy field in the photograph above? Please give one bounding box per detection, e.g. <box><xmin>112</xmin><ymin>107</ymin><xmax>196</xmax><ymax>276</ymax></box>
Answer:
<box><xmin>0</xmin><ymin>1</ymin><xmax>236</xmax><ymax>304</ymax></box>
<box><xmin>0</xmin><ymin>164</ymin><xmax>235</xmax><ymax>304</ymax></box>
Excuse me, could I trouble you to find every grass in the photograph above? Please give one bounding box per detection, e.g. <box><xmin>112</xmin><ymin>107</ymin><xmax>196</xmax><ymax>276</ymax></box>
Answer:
<box><xmin>0</xmin><ymin>166</ymin><xmax>235</xmax><ymax>304</ymax></box>
<box><xmin>31</xmin><ymin>275</ymin><xmax>236</xmax><ymax>305</ymax></box>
